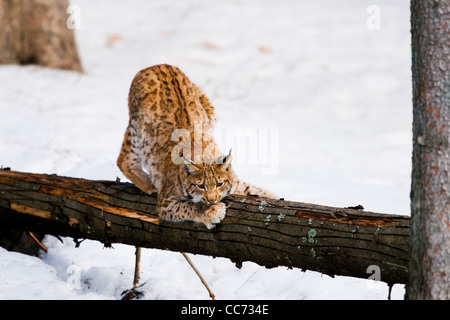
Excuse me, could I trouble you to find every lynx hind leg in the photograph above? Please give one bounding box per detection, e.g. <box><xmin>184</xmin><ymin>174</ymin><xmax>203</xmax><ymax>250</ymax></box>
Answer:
<box><xmin>117</xmin><ymin>127</ymin><xmax>156</xmax><ymax>194</ymax></box>
<box><xmin>232</xmin><ymin>180</ymin><xmax>278</xmax><ymax>199</ymax></box>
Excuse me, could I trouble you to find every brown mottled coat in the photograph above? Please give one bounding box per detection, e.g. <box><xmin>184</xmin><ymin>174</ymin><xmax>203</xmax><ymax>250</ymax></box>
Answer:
<box><xmin>118</xmin><ymin>64</ymin><xmax>276</xmax><ymax>228</ymax></box>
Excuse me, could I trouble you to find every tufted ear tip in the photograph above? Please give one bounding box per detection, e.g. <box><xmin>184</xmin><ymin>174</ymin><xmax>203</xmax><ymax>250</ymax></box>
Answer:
<box><xmin>217</xmin><ymin>149</ymin><xmax>232</xmax><ymax>171</ymax></box>
<box><xmin>182</xmin><ymin>157</ymin><xmax>200</xmax><ymax>175</ymax></box>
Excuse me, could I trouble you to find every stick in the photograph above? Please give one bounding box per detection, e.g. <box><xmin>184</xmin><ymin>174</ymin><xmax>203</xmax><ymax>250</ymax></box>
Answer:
<box><xmin>133</xmin><ymin>247</ymin><xmax>141</xmax><ymax>288</ymax></box>
<box><xmin>181</xmin><ymin>252</ymin><xmax>216</xmax><ymax>300</ymax></box>
<box><xmin>27</xmin><ymin>231</ymin><xmax>47</xmax><ymax>253</ymax></box>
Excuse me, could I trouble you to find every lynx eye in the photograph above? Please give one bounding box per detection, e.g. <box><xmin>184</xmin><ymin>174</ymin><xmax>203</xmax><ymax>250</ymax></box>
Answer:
<box><xmin>195</xmin><ymin>184</ymin><xmax>206</xmax><ymax>190</ymax></box>
<box><xmin>216</xmin><ymin>182</ymin><xmax>224</xmax><ymax>188</ymax></box>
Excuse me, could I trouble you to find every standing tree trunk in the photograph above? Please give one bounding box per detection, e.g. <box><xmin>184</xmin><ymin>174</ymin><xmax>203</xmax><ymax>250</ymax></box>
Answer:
<box><xmin>0</xmin><ymin>0</ymin><xmax>82</xmax><ymax>72</ymax></box>
<box><xmin>409</xmin><ymin>0</ymin><xmax>450</xmax><ymax>299</ymax></box>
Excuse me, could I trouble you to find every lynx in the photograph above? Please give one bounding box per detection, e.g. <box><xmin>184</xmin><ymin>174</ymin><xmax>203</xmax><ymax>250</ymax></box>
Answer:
<box><xmin>117</xmin><ymin>64</ymin><xmax>277</xmax><ymax>229</ymax></box>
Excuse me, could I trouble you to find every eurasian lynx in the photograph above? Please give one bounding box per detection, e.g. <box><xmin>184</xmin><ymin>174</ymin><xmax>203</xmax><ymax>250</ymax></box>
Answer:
<box><xmin>117</xmin><ymin>64</ymin><xmax>276</xmax><ymax>229</ymax></box>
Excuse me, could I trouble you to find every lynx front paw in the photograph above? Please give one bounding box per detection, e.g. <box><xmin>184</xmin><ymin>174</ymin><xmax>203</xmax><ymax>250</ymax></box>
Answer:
<box><xmin>203</xmin><ymin>202</ymin><xmax>226</xmax><ymax>229</ymax></box>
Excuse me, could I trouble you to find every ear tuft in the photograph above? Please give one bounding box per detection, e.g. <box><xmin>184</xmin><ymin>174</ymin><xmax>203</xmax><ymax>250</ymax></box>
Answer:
<box><xmin>217</xmin><ymin>150</ymin><xmax>233</xmax><ymax>171</ymax></box>
<box><xmin>182</xmin><ymin>158</ymin><xmax>200</xmax><ymax>175</ymax></box>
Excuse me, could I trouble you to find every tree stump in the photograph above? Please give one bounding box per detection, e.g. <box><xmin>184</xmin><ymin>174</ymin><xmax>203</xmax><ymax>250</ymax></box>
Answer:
<box><xmin>0</xmin><ymin>0</ymin><xmax>83</xmax><ymax>72</ymax></box>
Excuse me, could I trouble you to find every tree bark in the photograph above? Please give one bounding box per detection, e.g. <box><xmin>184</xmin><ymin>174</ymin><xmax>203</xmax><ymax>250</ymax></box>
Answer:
<box><xmin>0</xmin><ymin>0</ymin><xmax>82</xmax><ymax>72</ymax></box>
<box><xmin>408</xmin><ymin>0</ymin><xmax>450</xmax><ymax>300</ymax></box>
<box><xmin>0</xmin><ymin>169</ymin><xmax>409</xmax><ymax>285</ymax></box>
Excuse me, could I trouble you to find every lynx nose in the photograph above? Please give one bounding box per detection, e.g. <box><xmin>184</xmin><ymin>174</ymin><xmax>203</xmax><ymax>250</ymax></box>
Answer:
<box><xmin>206</xmin><ymin>195</ymin><xmax>218</xmax><ymax>205</ymax></box>
<box><xmin>206</xmin><ymin>191</ymin><xmax>220</xmax><ymax>205</ymax></box>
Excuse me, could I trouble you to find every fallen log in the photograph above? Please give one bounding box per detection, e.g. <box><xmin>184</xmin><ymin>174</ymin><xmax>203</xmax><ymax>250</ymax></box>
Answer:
<box><xmin>0</xmin><ymin>169</ymin><xmax>409</xmax><ymax>284</ymax></box>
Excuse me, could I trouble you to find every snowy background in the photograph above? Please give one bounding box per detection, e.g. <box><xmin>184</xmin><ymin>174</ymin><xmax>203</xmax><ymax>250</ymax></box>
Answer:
<box><xmin>0</xmin><ymin>0</ymin><xmax>411</xmax><ymax>299</ymax></box>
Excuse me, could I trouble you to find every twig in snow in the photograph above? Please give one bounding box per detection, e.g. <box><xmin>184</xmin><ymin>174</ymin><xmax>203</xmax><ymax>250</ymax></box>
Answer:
<box><xmin>27</xmin><ymin>231</ymin><xmax>47</xmax><ymax>253</ymax></box>
<box><xmin>181</xmin><ymin>252</ymin><xmax>216</xmax><ymax>300</ymax></box>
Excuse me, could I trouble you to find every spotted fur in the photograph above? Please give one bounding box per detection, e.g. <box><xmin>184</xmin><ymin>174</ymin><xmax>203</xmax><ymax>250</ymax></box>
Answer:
<box><xmin>117</xmin><ymin>64</ymin><xmax>276</xmax><ymax>229</ymax></box>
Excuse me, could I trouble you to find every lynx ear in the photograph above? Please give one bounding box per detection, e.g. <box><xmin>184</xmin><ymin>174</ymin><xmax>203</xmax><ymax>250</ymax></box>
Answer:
<box><xmin>182</xmin><ymin>157</ymin><xmax>200</xmax><ymax>175</ymax></box>
<box><xmin>217</xmin><ymin>150</ymin><xmax>233</xmax><ymax>171</ymax></box>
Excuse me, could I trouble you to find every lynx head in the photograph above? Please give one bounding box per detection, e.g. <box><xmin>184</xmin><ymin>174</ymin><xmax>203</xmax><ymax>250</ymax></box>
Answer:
<box><xmin>181</xmin><ymin>152</ymin><xmax>235</xmax><ymax>206</ymax></box>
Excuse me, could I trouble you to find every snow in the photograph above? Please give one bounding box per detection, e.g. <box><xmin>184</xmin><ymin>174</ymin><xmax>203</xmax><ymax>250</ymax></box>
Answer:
<box><xmin>0</xmin><ymin>0</ymin><xmax>411</xmax><ymax>299</ymax></box>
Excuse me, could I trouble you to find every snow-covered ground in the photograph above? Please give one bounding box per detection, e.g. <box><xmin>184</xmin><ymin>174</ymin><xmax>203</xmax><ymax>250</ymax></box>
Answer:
<box><xmin>0</xmin><ymin>0</ymin><xmax>411</xmax><ymax>299</ymax></box>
